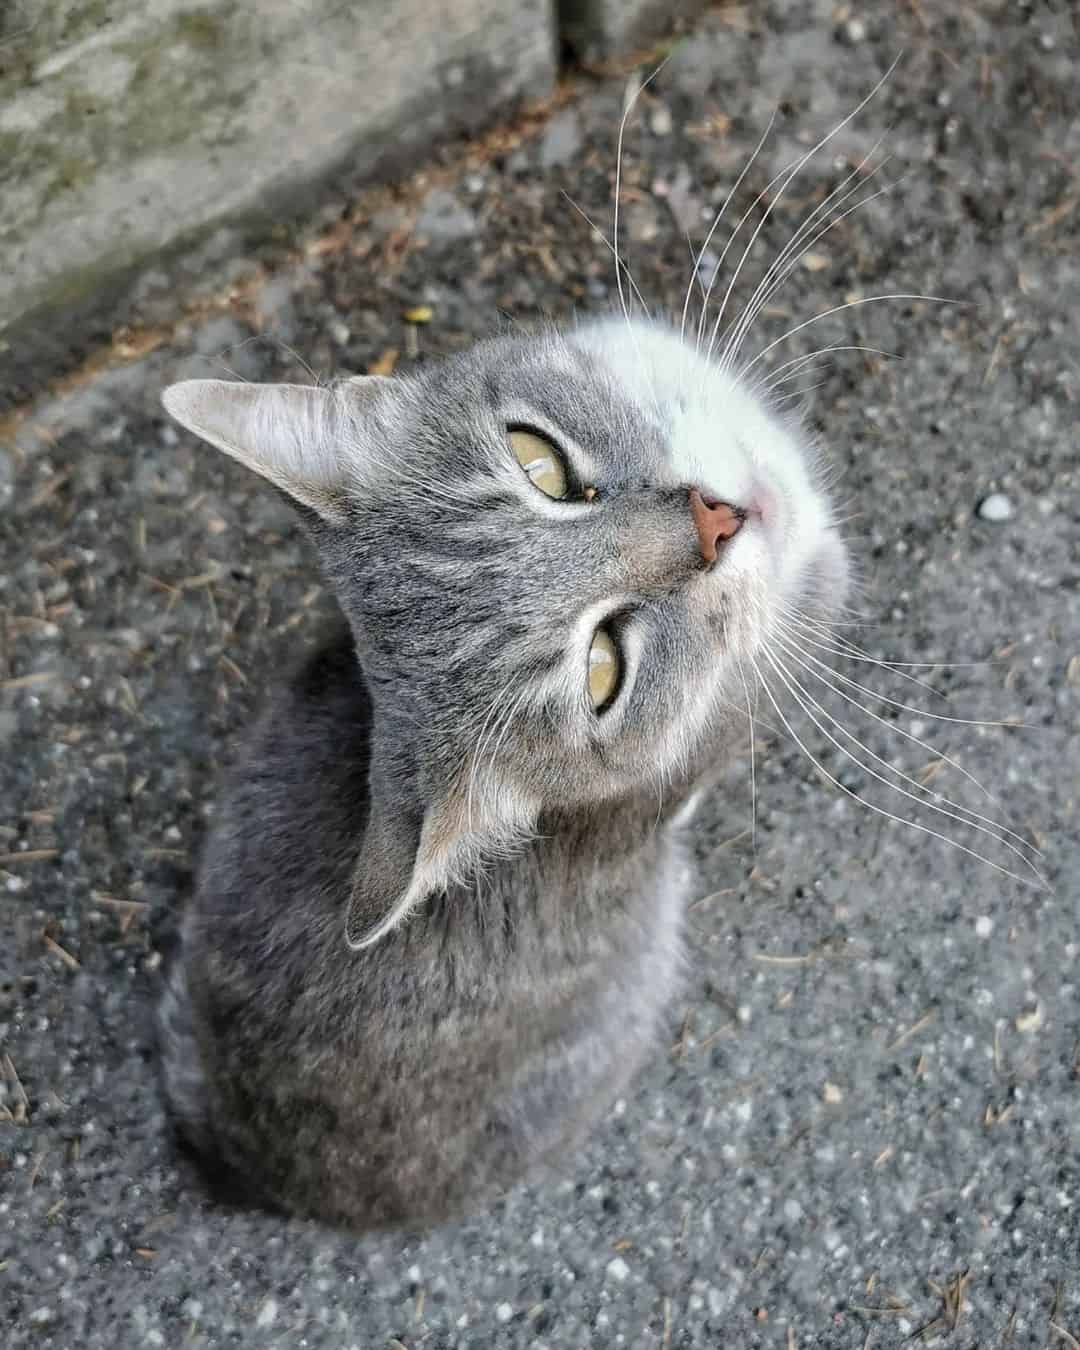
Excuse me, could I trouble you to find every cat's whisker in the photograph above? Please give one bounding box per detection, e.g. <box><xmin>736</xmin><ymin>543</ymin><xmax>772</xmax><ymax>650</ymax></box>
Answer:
<box><xmin>730</xmin><ymin>173</ymin><xmax>910</xmax><ymax>369</ymax></box>
<box><xmin>751</xmin><ymin>651</ymin><xmax>1045</xmax><ymax>889</ymax></box>
<box><xmin>611</xmin><ymin>62</ymin><xmax>669</xmax><ymax>423</ymax></box>
<box><xmin>717</xmin><ymin>135</ymin><xmax>896</xmax><ymax>368</ymax></box>
<box><xmin>771</xmin><ymin>380</ymin><xmax>831</xmax><ymax>404</ymax></box>
<box><xmin>770</xmin><ymin>628</ymin><xmax>1036</xmax><ymax>844</ymax></box>
<box><xmin>274</xmin><ymin>338</ymin><xmax>325</xmax><ymax>387</ymax></box>
<box><xmin>685</xmin><ymin>234</ymin><xmax>709</xmax><ymax>304</ymax></box>
<box><xmin>754</xmin><ymin>344</ymin><xmax>899</xmax><ymax>394</ymax></box>
<box><xmin>741</xmin><ymin>293</ymin><xmax>961</xmax><ymax>377</ymax></box>
<box><xmin>466</xmin><ymin>674</ymin><xmax>520</xmax><ymax>833</ymax></box>
<box><xmin>560</xmin><ymin>191</ymin><xmax>652</xmax><ymax>316</ymax></box>
<box><xmin>777</xmin><ymin>603</ymin><xmax>1002</xmax><ymax>674</ymax></box>
<box><xmin>698</xmin><ymin>57</ymin><xmax>902</xmax><ymax>366</ymax></box>
<box><xmin>483</xmin><ymin>684</ymin><xmax>533</xmax><ymax>799</ymax></box>
<box><xmin>772</xmin><ymin>619</ymin><xmax>1036</xmax><ymax>730</ymax></box>
<box><xmin>736</xmin><ymin>657</ymin><xmax>758</xmax><ymax>855</ymax></box>
<box><xmin>722</xmin><ymin>151</ymin><xmax>905</xmax><ymax>369</ymax></box>
<box><xmin>765</xmin><ymin>362</ymin><xmax>837</xmax><ymax>391</ymax></box>
<box><xmin>651</xmin><ymin>760</ymin><xmax>668</xmax><ymax>833</ymax></box>
<box><xmin>776</xmin><ymin>606</ymin><xmax>949</xmax><ymax>696</ymax></box>
<box><xmin>761</xmin><ymin>645</ymin><xmax>1044</xmax><ymax>877</ymax></box>
<box><xmin>682</xmin><ymin>109</ymin><xmax>778</xmax><ymax>352</ymax></box>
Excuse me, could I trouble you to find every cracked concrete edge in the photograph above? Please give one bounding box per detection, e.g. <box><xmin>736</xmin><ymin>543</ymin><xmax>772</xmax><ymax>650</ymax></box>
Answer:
<box><xmin>0</xmin><ymin>0</ymin><xmax>558</xmax><ymax>412</ymax></box>
<box><xmin>560</xmin><ymin>0</ymin><xmax>712</xmax><ymax>64</ymax></box>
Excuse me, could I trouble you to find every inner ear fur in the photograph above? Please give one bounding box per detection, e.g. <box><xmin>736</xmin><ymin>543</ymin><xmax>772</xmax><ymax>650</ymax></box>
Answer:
<box><xmin>160</xmin><ymin>375</ymin><xmax>393</xmax><ymax>523</ymax></box>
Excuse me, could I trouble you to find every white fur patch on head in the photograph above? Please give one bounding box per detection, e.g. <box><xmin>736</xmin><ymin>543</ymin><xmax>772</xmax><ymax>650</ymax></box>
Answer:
<box><xmin>568</xmin><ymin>318</ymin><xmax>843</xmax><ymax>611</ymax></box>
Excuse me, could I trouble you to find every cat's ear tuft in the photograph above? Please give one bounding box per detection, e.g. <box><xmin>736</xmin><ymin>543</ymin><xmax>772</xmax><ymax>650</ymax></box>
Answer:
<box><xmin>161</xmin><ymin>378</ymin><xmax>388</xmax><ymax>522</ymax></box>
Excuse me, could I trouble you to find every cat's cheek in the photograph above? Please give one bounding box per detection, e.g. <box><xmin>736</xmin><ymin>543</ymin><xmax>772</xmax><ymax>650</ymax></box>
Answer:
<box><xmin>807</xmin><ymin>531</ymin><xmax>851</xmax><ymax>615</ymax></box>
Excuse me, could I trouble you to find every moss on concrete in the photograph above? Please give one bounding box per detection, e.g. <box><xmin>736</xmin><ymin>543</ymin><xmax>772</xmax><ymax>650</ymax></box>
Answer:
<box><xmin>174</xmin><ymin>9</ymin><xmax>227</xmax><ymax>51</ymax></box>
<box><xmin>0</xmin><ymin>0</ymin><xmax>557</xmax><ymax>404</ymax></box>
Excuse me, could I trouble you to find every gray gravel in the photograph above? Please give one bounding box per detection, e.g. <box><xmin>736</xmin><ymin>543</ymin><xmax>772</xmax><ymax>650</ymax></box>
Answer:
<box><xmin>2</xmin><ymin>1</ymin><xmax>1078</xmax><ymax>1347</ymax></box>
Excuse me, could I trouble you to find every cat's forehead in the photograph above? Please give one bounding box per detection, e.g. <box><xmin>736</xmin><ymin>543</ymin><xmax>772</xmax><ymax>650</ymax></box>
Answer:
<box><xmin>432</xmin><ymin>320</ymin><xmax>755</xmax><ymax>440</ymax></box>
<box><xmin>446</xmin><ymin>328</ymin><xmax>657</xmax><ymax>440</ymax></box>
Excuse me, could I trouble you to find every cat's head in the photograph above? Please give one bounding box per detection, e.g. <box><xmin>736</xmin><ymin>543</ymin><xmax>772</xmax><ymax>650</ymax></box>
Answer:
<box><xmin>163</xmin><ymin>318</ymin><xmax>847</xmax><ymax>946</ymax></box>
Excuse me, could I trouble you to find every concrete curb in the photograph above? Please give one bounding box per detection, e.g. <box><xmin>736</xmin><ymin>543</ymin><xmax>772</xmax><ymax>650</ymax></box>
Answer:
<box><xmin>0</xmin><ymin>0</ymin><xmax>557</xmax><ymax>408</ymax></box>
<box><xmin>0</xmin><ymin>0</ymin><xmax>707</xmax><ymax>409</ymax></box>
<box><xmin>561</xmin><ymin>0</ymin><xmax>709</xmax><ymax>63</ymax></box>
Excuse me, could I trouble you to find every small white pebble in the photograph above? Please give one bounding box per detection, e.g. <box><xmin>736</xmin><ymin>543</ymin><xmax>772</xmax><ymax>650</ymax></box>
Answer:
<box><xmin>649</xmin><ymin>103</ymin><xmax>673</xmax><ymax>136</ymax></box>
<box><xmin>1016</xmin><ymin>1003</ymin><xmax>1043</xmax><ymax>1033</ymax></box>
<box><xmin>256</xmin><ymin>1298</ymin><xmax>278</xmax><ymax>1328</ymax></box>
<box><xmin>978</xmin><ymin>492</ymin><xmax>1014</xmax><ymax>522</ymax></box>
<box><xmin>975</xmin><ymin>915</ymin><xmax>994</xmax><ymax>939</ymax></box>
<box><xmin>843</xmin><ymin>17</ymin><xmax>867</xmax><ymax>42</ymax></box>
<box><xmin>606</xmin><ymin>1256</ymin><xmax>631</xmax><ymax>1283</ymax></box>
<box><xmin>329</xmin><ymin>320</ymin><xmax>351</xmax><ymax>346</ymax></box>
<box><xmin>495</xmin><ymin>1302</ymin><xmax>514</xmax><ymax>1323</ymax></box>
<box><xmin>823</xmin><ymin>1081</ymin><xmax>844</xmax><ymax>1105</ymax></box>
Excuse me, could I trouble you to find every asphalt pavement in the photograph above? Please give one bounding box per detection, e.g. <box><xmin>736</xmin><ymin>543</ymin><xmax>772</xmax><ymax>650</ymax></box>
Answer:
<box><xmin>2</xmin><ymin>1</ymin><xmax>1078</xmax><ymax>1345</ymax></box>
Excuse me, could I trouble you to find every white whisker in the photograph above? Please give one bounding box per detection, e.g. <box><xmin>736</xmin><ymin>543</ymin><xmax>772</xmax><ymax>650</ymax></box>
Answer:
<box><xmin>681</xmin><ymin>110</ymin><xmax>778</xmax><ymax>349</ymax></box>
<box><xmin>700</xmin><ymin>58</ymin><xmax>903</xmax><ymax>366</ymax></box>
<box><xmin>791</xmin><ymin>635</ymin><xmax>1028</xmax><ymax>729</ymax></box>
<box><xmin>723</xmin><ymin>161</ymin><xmax>907</xmax><ymax>368</ymax></box>
<box><xmin>741</xmin><ymin>293</ymin><xmax>961</xmax><ymax>376</ymax></box>
<box><xmin>756</xmin><ymin>345</ymin><xmax>900</xmax><ymax>393</ymax></box>
<box><xmin>751</xmin><ymin>651</ymin><xmax>1045</xmax><ymax>889</ymax></box>
<box><xmin>719</xmin><ymin>138</ymin><xmax>898</xmax><ymax>367</ymax></box>
<box><xmin>777</xmin><ymin>605</ymin><xmax>949</xmax><ymax>696</ymax></box>
<box><xmin>611</xmin><ymin>61</ymin><xmax>670</xmax><ymax>423</ymax></box>
<box><xmin>771</xmin><ymin>628</ymin><xmax>1038</xmax><ymax>849</ymax></box>
<box><xmin>736</xmin><ymin>658</ymin><xmax>758</xmax><ymax>854</ymax></box>
<box><xmin>763</xmin><ymin>644</ymin><xmax>1043</xmax><ymax>876</ymax></box>
<box><xmin>560</xmin><ymin>190</ymin><xmax>653</xmax><ymax>315</ymax></box>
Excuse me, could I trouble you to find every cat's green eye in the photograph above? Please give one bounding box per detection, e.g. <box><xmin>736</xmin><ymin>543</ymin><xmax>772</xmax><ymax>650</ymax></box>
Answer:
<box><xmin>588</xmin><ymin>627</ymin><xmax>620</xmax><ymax>711</ymax></box>
<box><xmin>509</xmin><ymin>429</ymin><xmax>568</xmax><ymax>500</ymax></box>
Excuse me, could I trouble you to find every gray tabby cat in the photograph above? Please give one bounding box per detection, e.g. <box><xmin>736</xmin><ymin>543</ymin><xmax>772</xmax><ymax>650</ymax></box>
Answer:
<box><xmin>157</xmin><ymin>316</ymin><xmax>849</xmax><ymax>1229</ymax></box>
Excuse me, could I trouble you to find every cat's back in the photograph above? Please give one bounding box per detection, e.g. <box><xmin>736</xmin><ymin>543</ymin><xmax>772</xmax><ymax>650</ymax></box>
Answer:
<box><xmin>206</xmin><ymin>622</ymin><xmax>373</xmax><ymax>901</ymax></box>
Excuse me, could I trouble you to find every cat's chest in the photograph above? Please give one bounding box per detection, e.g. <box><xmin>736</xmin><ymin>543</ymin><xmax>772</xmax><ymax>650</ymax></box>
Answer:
<box><xmin>471</xmin><ymin>838</ymin><xmax>693</xmax><ymax>1022</ymax></box>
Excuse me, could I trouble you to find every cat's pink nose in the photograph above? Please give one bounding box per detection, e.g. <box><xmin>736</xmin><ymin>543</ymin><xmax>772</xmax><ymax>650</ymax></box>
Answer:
<box><xmin>689</xmin><ymin>488</ymin><xmax>746</xmax><ymax>564</ymax></box>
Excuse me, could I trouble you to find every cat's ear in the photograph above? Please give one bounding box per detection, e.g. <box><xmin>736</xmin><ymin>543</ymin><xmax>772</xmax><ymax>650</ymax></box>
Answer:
<box><xmin>345</xmin><ymin>777</ymin><xmax>537</xmax><ymax>951</ymax></box>
<box><xmin>161</xmin><ymin>377</ymin><xmax>391</xmax><ymax>522</ymax></box>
